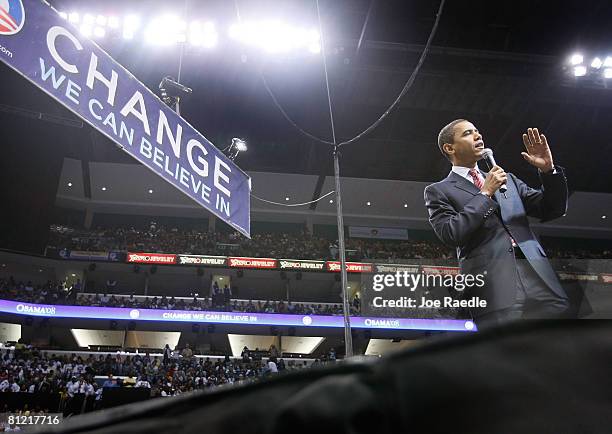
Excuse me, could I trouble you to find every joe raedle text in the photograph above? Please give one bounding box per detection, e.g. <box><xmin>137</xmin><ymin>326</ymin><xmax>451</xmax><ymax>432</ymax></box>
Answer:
<box><xmin>369</xmin><ymin>271</ymin><xmax>488</xmax><ymax>310</ymax></box>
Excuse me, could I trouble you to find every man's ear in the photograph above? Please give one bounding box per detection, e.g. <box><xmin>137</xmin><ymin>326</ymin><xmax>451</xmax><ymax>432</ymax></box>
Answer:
<box><xmin>443</xmin><ymin>143</ymin><xmax>454</xmax><ymax>157</ymax></box>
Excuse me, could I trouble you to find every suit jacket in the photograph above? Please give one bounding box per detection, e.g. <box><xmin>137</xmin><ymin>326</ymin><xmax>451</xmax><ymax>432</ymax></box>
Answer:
<box><xmin>424</xmin><ymin>167</ymin><xmax>569</xmax><ymax>314</ymax></box>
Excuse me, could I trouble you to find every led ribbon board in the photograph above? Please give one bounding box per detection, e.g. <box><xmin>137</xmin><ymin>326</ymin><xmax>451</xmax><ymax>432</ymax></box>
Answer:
<box><xmin>0</xmin><ymin>300</ymin><xmax>477</xmax><ymax>332</ymax></box>
<box><xmin>0</xmin><ymin>0</ymin><xmax>250</xmax><ymax>236</ymax></box>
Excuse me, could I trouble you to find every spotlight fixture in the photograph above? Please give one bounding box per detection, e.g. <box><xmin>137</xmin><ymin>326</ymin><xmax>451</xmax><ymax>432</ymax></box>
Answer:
<box><xmin>159</xmin><ymin>76</ymin><xmax>192</xmax><ymax>111</ymax></box>
<box><xmin>225</xmin><ymin>137</ymin><xmax>247</xmax><ymax>161</ymax></box>
<box><xmin>569</xmin><ymin>53</ymin><xmax>583</xmax><ymax>65</ymax></box>
<box><xmin>573</xmin><ymin>66</ymin><xmax>587</xmax><ymax>77</ymax></box>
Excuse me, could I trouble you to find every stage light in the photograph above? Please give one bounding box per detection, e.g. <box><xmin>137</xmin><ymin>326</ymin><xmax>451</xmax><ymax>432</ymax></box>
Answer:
<box><xmin>229</xmin><ymin>21</ymin><xmax>320</xmax><ymax>53</ymax></box>
<box><xmin>123</xmin><ymin>14</ymin><xmax>140</xmax><ymax>39</ymax></box>
<box><xmin>591</xmin><ymin>57</ymin><xmax>603</xmax><ymax>69</ymax></box>
<box><xmin>68</xmin><ymin>12</ymin><xmax>79</xmax><ymax>23</ymax></box>
<box><xmin>80</xmin><ymin>25</ymin><xmax>92</xmax><ymax>37</ymax></box>
<box><xmin>189</xmin><ymin>21</ymin><xmax>217</xmax><ymax>47</ymax></box>
<box><xmin>83</xmin><ymin>14</ymin><xmax>95</xmax><ymax>25</ymax></box>
<box><xmin>234</xmin><ymin>138</ymin><xmax>247</xmax><ymax>152</ymax></box>
<box><xmin>604</xmin><ymin>68</ymin><xmax>612</xmax><ymax>79</ymax></box>
<box><xmin>108</xmin><ymin>16</ymin><xmax>119</xmax><ymax>28</ymax></box>
<box><xmin>573</xmin><ymin>65</ymin><xmax>587</xmax><ymax>77</ymax></box>
<box><xmin>569</xmin><ymin>53</ymin><xmax>583</xmax><ymax>65</ymax></box>
<box><xmin>58</xmin><ymin>12</ymin><xmax>67</xmax><ymax>20</ymax></box>
<box><xmin>94</xmin><ymin>27</ymin><xmax>105</xmax><ymax>38</ymax></box>
<box><xmin>308</xmin><ymin>43</ymin><xmax>321</xmax><ymax>54</ymax></box>
<box><xmin>146</xmin><ymin>15</ymin><xmax>186</xmax><ymax>45</ymax></box>
<box><xmin>604</xmin><ymin>57</ymin><xmax>612</xmax><ymax>67</ymax></box>
<box><xmin>226</xmin><ymin>138</ymin><xmax>247</xmax><ymax>161</ymax></box>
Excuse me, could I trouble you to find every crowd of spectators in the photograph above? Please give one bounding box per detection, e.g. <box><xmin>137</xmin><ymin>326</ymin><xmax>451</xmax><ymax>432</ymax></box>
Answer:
<box><xmin>47</xmin><ymin>223</ymin><xmax>455</xmax><ymax>261</ymax></box>
<box><xmin>47</xmin><ymin>223</ymin><xmax>612</xmax><ymax>262</ymax></box>
<box><xmin>0</xmin><ymin>341</ymin><xmax>328</xmax><ymax>417</ymax></box>
<box><xmin>0</xmin><ymin>278</ymin><xmax>361</xmax><ymax>317</ymax></box>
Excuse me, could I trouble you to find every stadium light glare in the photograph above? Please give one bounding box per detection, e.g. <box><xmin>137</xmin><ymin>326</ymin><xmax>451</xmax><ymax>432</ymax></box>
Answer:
<box><xmin>308</xmin><ymin>43</ymin><xmax>321</xmax><ymax>54</ymax></box>
<box><xmin>80</xmin><ymin>25</ymin><xmax>92</xmax><ymax>37</ymax></box>
<box><xmin>94</xmin><ymin>27</ymin><xmax>105</xmax><ymax>38</ymax></box>
<box><xmin>603</xmin><ymin>68</ymin><xmax>612</xmax><ymax>79</ymax></box>
<box><xmin>96</xmin><ymin>15</ymin><xmax>107</xmax><ymax>26</ymax></box>
<box><xmin>591</xmin><ymin>57</ymin><xmax>603</xmax><ymax>69</ymax></box>
<box><xmin>83</xmin><ymin>14</ymin><xmax>95</xmax><ymax>25</ymax></box>
<box><xmin>123</xmin><ymin>14</ymin><xmax>140</xmax><ymax>39</ymax></box>
<box><xmin>108</xmin><ymin>16</ymin><xmax>119</xmax><ymax>28</ymax></box>
<box><xmin>58</xmin><ymin>12</ymin><xmax>67</xmax><ymax>20</ymax></box>
<box><xmin>68</xmin><ymin>12</ymin><xmax>79</xmax><ymax>23</ymax></box>
<box><xmin>573</xmin><ymin>65</ymin><xmax>587</xmax><ymax>77</ymax></box>
<box><xmin>569</xmin><ymin>53</ymin><xmax>583</xmax><ymax>65</ymax></box>
<box><xmin>604</xmin><ymin>57</ymin><xmax>612</xmax><ymax>68</ymax></box>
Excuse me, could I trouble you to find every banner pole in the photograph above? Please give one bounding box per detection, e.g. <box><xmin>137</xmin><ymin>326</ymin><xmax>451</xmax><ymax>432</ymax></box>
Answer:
<box><xmin>333</xmin><ymin>146</ymin><xmax>353</xmax><ymax>358</ymax></box>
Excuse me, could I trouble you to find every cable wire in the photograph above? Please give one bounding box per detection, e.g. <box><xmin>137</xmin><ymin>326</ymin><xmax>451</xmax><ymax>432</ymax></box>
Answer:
<box><xmin>251</xmin><ymin>190</ymin><xmax>335</xmax><ymax>207</ymax></box>
<box><xmin>260</xmin><ymin>0</ymin><xmax>446</xmax><ymax>147</ymax></box>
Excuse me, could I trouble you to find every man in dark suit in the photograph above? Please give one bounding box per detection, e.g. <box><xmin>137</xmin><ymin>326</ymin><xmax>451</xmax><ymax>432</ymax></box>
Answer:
<box><xmin>424</xmin><ymin>119</ymin><xmax>569</xmax><ymax>326</ymax></box>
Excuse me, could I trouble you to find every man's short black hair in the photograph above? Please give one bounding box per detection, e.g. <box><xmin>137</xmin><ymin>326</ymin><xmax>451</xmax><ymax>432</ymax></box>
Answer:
<box><xmin>437</xmin><ymin>119</ymin><xmax>467</xmax><ymax>160</ymax></box>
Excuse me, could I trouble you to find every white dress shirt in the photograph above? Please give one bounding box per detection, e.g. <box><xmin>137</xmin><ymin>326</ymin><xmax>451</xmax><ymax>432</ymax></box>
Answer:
<box><xmin>452</xmin><ymin>165</ymin><xmax>484</xmax><ymax>186</ymax></box>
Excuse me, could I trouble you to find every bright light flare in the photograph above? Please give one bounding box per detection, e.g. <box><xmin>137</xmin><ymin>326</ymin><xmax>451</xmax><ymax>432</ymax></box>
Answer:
<box><xmin>591</xmin><ymin>57</ymin><xmax>602</xmax><ymax>69</ymax></box>
<box><xmin>570</xmin><ymin>53</ymin><xmax>583</xmax><ymax>65</ymax></box>
<box><xmin>229</xmin><ymin>21</ymin><xmax>321</xmax><ymax>54</ymax></box>
<box><xmin>573</xmin><ymin>65</ymin><xmax>587</xmax><ymax>77</ymax></box>
<box><xmin>604</xmin><ymin>68</ymin><xmax>612</xmax><ymax>79</ymax></box>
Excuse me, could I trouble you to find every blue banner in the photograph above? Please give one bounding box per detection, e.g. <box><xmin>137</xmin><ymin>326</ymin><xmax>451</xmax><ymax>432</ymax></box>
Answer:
<box><xmin>0</xmin><ymin>0</ymin><xmax>250</xmax><ymax>236</ymax></box>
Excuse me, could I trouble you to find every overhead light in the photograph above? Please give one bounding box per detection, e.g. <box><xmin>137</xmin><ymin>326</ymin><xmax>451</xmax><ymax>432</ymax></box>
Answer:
<box><xmin>83</xmin><ymin>14</ymin><xmax>95</xmax><ymax>25</ymax></box>
<box><xmin>569</xmin><ymin>53</ymin><xmax>583</xmax><ymax>65</ymax></box>
<box><xmin>80</xmin><ymin>25</ymin><xmax>92</xmax><ymax>37</ymax></box>
<box><xmin>71</xmin><ymin>273</ymin><xmax>76</xmax><ymax>277</ymax></box>
<box><xmin>329</xmin><ymin>199</ymin><xmax>333</xmax><ymax>203</ymax></box>
<box><xmin>573</xmin><ymin>65</ymin><xmax>587</xmax><ymax>77</ymax></box>
<box><xmin>285</xmin><ymin>197</ymin><xmax>290</xmax><ymax>201</ymax></box>
<box><xmin>94</xmin><ymin>27</ymin><xmax>105</xmax><ymax>38</ymax></box>
<box><xmin>226</xmin><ymin>138</ymin><xmax>247</xmax><ymax>161</ymax></box>
<box><xmin>604</xmin><ymin>69</ymin><xmax>612</xmax><ymax>79</ymax></box>
<box><xmin>591</xmin><ymin>57</ymin><xmax>603</xmax><ymax>69</ymax></box>
<box><xmin>68</xmin><ymin>12</ymin><xmax>79</xmax><ymax>23</ymax></box>
<box><xmin>108</xmin><ymin>16</ymin><xmax>119</xmax><ymax>28</ymax></box>
<box><xmin>123</xmin><ymin>14</ymin><xmax>140</xmax><ymax>39</ymax></box>
<box><xmin>366</xmin><ymin>201</ymin><xmax>371</xmax><ymax>206</ymax></box>
<box><xmin>308</xmin><ymin>43</ymin><xmax>321</xmax><ymax>54</ymax></box>
<box><xmin>67</xmin><ymin>182</ymin><xmax>73</xmax><ymax>187</ymax></box>
<box><xmin>403</xmin><ymin>203</ymin><xmax>408</xmax><ymax>208</ymax></box>
<box><xmin>148</xmin><ymin>189</ymin><xmax>154</xmax><ymax>194</ymax></box>
<box><xmin>602</xmin><ymin>215</ymin><xmax>607</xmax><ymax>219</ymax></box>
<box><xmin>101</xmin><ymin>187</ymin><xmax>107</xmax><ymax>191</ymax></box>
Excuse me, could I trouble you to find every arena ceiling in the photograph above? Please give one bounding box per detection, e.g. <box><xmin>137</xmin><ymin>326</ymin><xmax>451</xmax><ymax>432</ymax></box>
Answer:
<box><xmin>1</xmin><ymin>0</ymin><xmax>612</xmax><ymax>198</ymax></box>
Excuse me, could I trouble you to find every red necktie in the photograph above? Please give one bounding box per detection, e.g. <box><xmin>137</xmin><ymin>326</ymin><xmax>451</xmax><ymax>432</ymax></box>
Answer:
<box><xmin>468</xmin><ymin>169</ymin><xmax>484</xmax><ymax>190</ymax></box>
<box><xmin>470</xmin><ymin>169</ymin><xmax>518</xmax><ymax>247</ymax></box>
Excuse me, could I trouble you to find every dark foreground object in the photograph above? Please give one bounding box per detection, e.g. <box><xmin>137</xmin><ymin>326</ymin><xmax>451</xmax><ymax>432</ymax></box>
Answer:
<box><xmin>37</xmin><ymin>321</ymin><xmax>612</xmax><ymax>434</ymax></box>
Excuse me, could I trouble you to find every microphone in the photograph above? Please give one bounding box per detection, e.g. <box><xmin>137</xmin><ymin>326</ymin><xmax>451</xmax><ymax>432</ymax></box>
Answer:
<box><xmin>481</xmin><ymin>148</ymin><xmax>507</xmax><ymax>198</ymax></box>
